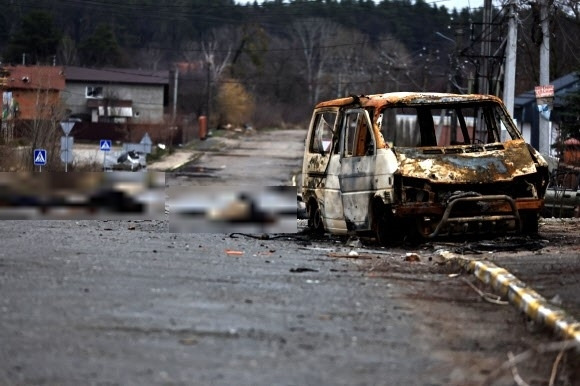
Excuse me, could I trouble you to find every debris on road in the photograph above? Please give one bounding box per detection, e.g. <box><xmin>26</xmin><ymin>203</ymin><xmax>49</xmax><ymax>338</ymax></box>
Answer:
<box><xmin>404</xmin><ymin>253</ymin><xmax>421</xmax><ymax>262</ymax></box>
<box><xmin>327</xmin><ymin>251</ymin><xmax>373</xmax><ymax>259</ymax></box>
<box><xmin>289</xmin><ymin>267</ymin><xmax>319</xmax><ymax>273</ymax></box>
<box><xmin>453</xmin><ymin>236</ymin><xmax>548</xmax><ymax>254</ymax></box>
<box><xmin>460</xmin><ymin>277</ymin><xmax>509</xmax><ymax>305</ymax></box>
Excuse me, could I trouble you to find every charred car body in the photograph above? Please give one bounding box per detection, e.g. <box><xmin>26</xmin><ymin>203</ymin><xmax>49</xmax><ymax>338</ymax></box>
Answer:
<box><xmin>301</xmin><ymin>92</ymin><xmax>550</xmax><ymax>243</ymax></box>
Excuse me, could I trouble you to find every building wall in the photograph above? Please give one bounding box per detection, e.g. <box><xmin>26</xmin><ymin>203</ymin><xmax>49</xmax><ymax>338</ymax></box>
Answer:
<box><xmin>61</xmin><ymin>82</ymin><xmax>166</xmax><ymax>123</ymax></box>
<box><xmin>11</xmin><ymin>89</ymin><xmax>62</xmax><ymax>120</ymax></box>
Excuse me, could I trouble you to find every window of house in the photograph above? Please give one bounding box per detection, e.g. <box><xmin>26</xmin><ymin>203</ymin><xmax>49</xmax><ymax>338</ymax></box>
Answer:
<box><xmin>86</xmin><ymin>86</ymin><xmax>103</xmax><ymax>99</ymax></box>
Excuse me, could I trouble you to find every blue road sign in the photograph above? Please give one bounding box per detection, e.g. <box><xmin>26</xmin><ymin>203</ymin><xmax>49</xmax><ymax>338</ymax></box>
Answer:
<box><xmin>33</xmin><ymin>149</ymin><xmax>47</xmax><ymax>165</ymax></box>
<box><xmin>100</xmin><ymin>139</ymin><xmax>112</xmax><ymax>151</ymax></box>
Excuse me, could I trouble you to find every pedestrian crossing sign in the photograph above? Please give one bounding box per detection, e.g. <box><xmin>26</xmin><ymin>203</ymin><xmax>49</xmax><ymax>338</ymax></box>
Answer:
<box><xmin>33</xmin><ymin>149</ymin><xmax>47</xmax><ymax>165</ymax></box>
<box><xmin>100</xmin><ymin>139</ymin><xmax>112</xmax><ymax>151</ymax></box>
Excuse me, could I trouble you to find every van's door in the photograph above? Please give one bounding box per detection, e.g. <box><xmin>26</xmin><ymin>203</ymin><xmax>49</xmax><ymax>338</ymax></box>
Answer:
<box><xmin>338</xmin><ymin>109</ymin><xmax>376</xmax><ymax>231</ymax></box>
<box><xmin>303</xmin><ymin>109</ymin><xmax>346</xmax><ymax>232</ymax></box>
<box><xmin>304</xmin><ymin>109</ymin><xmax>338</xmax><ymax>181</ymax></box>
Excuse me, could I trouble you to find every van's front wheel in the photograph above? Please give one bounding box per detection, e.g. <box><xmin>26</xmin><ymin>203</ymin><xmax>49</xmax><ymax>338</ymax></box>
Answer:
<box><xmin>520</xmin><ymin>211</ymin><xmax>539</xmax><ymax>235</ymax></box>
<box><xmin>372</xmin><ymin>201</ymin><xmax>404</xmax><ymax>245</ymax></box>
<box><xmin>308</xmin><ymin>201</ymin><xmax>325</xmax><ymax>235</ymax></box>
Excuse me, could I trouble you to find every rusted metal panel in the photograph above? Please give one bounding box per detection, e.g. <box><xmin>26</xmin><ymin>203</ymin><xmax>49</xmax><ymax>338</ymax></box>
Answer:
<box><xmin>396</xmin><ymin>140</ymin><xmax>537</xmax><ymax>184</ymax></box>
<box><xmin>316</xmin><ymin>92</ymin><xmax>501</xmax><ymax>109</ymax></box>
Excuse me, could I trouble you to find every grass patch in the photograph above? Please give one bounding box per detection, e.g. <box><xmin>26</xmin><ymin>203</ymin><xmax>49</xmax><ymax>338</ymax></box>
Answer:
<box><xmin>147</xmin><ymin>146</ymin><xmax>174</xmax><ymax>163</ymax></box>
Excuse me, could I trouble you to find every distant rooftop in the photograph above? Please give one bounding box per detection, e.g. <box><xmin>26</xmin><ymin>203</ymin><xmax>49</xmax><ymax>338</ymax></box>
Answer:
<box><xmin>63</xmin><ymin>66</ymin><xmax>169</xmax><ymax>85</ymax></box>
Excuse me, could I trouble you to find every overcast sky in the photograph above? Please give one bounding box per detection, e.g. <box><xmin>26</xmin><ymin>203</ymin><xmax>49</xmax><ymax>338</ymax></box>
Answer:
<box><xmin>234</xmin><ymin>0</ymin><xmax>487</xmax><ymax>12</ymax></box>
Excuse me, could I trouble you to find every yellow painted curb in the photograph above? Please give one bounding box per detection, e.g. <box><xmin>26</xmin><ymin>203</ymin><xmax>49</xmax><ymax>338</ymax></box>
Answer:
<box><xmin>440</xmin><ymin>251</ymin><xmax>580</xmax><ymax>345</ymax></box>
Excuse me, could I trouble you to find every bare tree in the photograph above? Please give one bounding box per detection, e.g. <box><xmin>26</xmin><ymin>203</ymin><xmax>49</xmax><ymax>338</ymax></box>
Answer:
<box><xmin>326</xmin><ymin>28</ymin><xmax>370</xmax><ymax>98</ymax></box>
<box><xmin>137</xmin><ymin>46</ymin><xmax>165</xmax><ymax>71</ymax></box>
<box><xmin>515</xmin><ymin>0</ymin><xmax>580</xmax><ymax>92</ymax></box>
<box><xmin>201</xmin><ymin>30</ymin><xmax>234</xmax><ymax>84</ymax></box>
<box><xmin>251</xmin><ymin>34</ymin><xmax>307</xmax><ymax>126</ymax></box>
<box><xmin>291</xmin><ymin>18</ymin><xmax>340</xmax><ymax>106</ymax></box>
<box><xmin>19</xmin><ymin>73</ymin><xmax>67</xmax><ymax>171</ymax></box>
<box><xmin>58</xmin><ymin>35</ymin><xmax>78</xmax><ymax>66</ymax></box>
<box><xmin>375</xmin><ymin>35</ymin><xmax>419</xmax><ymax>92</ymax></box>
<box><xmin>181</xmin><ymin>26</ymin><xmax>240</xmax><ymax>125</ymax></box>
<box><xmin>548</xmin><ymin>0</ymin><xmax>579</xmax><ymax>20</ymax></box>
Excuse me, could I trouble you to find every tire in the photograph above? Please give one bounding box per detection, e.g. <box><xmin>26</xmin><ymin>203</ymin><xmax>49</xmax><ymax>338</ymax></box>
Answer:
<box><xmin>307</xmin><ymin>202</ymin><xmax>325</xmax><ymax>235</ymax></box>
<box><xmin>372</xmin><ymin>201</ymin><xmax>404</xmax><ymax>246</ymax></box>
<box><xmin>520</xmin><ymin>211</ymin><xmax>539</xmax><ymax>235</ymax></box>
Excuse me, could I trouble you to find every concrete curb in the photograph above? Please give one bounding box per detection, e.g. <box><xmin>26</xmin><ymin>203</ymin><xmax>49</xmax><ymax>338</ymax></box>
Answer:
<box><xmin>440</xmin><ymin>251</ymin><xmax>580</xmax><ymax>345</ymax></box>
<box><xmin>148</xmin><ymin>151</ymin><xmax>203</xmax><ymax>172</ymax></box>
<box><xmin>168</xmin><ymin>158</ymin><xmax>192</xmax><ymax>172</ymax></box>
<box><xmin>169</xmin><ymin>152</ymin><xmax>204</xmax><ymax>172</ymax></box>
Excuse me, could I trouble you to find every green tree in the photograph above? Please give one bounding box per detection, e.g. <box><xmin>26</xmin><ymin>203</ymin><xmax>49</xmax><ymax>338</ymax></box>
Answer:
<box><xmin>79</xmin><ymin>24</ymin><xmax>124</xmax><ymax>67</ymax></box>
<box><xmin>3</xmin><ymin>11</ymin><xmax>61</xmax><ymax>65</ymax></box>
<box><xmin>559</xmin><ymin>73</ymin><xmax>580</xmax><ymax>140</ymax></box>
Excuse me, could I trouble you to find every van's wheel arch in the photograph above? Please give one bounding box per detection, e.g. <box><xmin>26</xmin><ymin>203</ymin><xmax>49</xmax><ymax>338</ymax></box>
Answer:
<box><xmin>307</xmin><ymin>199</ymin><xmax>325</xmax><ymax>234</ymax></box>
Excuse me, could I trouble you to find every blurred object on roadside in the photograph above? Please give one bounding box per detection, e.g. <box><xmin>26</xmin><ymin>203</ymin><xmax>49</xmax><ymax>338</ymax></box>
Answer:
<box><xmin>110</xmin><ymin>150</ymin><xmax>146</xmax><ymax>171</ymax></box>
<box><xmin>167</xmin><ymin>186</ymin><xmax>298</xmax><ymax>233</ymax></box>
<box><xmin>0</xmin><ymin>172</ymin><xmax>165</xmax><ymax>219</ymax></box>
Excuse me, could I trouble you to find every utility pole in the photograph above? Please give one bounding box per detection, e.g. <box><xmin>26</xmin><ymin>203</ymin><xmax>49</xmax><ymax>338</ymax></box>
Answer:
<box><xmin>206</xmin><ymin>55</ymin><xmax>213</xmax><ymax>122</ymax></box>
<box><xmin>471</xmin><ymin>0</ymin><xmax>494</xmax><ymax>142</ymax></box>
<box><xmin>480</xmin><ymin>0</ymin><xmax>493</xmax><ymax>95</ymax></box>
<box><xmin>172</xmin><ymin>65</ymin><xmax>178</xmax><ymax>122</ymax></box>
<box><xmin>538</xmin><ymin>0</ymin><xmax>551</xmax><ymax>156</ymax></box>
<box><xmin>503</xmin><ymin>0</ymin><xmax>518</xmax><ymax>119</ymax></box>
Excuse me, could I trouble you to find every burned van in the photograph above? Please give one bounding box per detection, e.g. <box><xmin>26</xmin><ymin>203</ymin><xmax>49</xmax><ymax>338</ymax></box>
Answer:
<box><xmin>301</xmin><ymin>93</ymin><xmax>549</xmax><ymax>243</ymax></box>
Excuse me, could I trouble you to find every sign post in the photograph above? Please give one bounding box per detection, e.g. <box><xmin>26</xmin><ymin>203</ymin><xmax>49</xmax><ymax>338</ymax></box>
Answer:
<box><xmin>535</xmin><ymin>84</ymin><xmax>555</xmax><ymax>156</ymax></box>
<box><xmin>535</xmin><ymin>84</ymin><xmax>554</xmax><ymax>112</ymax></box>
<box><xmin>33</xmin><ymin>148</ymin><xmax>47</xmax><ymax>172</ymax></box>
<box><xmin>100</xmin><ymin>139</ymin><xmax>112</xmax><ymax>171</ymax></box>
<box><xmin>60</xmin><ymin>136</ymin><xmax>74</xmax><ymax>172</ymax></box>
<box><xmin>60</xmin><ymin>121</ymin><xmax>75</xmax><ymax>172</ymax></box>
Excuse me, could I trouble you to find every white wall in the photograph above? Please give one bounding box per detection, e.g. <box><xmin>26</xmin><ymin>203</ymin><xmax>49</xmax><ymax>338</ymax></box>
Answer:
<box><xmin>61</xmin><ymin>82</ymin><xmax>166</xmax><ymax>123</ymax></box>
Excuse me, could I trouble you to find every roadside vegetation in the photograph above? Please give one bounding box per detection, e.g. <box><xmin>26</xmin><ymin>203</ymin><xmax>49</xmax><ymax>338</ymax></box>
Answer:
<box><xmin>1</xmin><ymin>0</ymin><xmax>579</xmax><ymax>130</ymax></box>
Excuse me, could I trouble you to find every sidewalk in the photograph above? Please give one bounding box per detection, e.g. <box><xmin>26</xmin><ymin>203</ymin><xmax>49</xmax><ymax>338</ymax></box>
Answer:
<box><xmin>147</xmin><ymin>149</ymin><xmax>202</xmax><ymax>171</ymax></box>
<box><xmin>147</xmin><ymin>132</ymin><xmax>247</xmax><ymax>171</ymax></box>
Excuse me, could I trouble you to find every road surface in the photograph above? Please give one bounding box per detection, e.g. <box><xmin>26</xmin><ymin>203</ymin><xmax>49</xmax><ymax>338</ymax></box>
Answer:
<box><xmin>1</xmin><ymin>128</ymin><xmax>579</xmax><ymax>385</ymax></box>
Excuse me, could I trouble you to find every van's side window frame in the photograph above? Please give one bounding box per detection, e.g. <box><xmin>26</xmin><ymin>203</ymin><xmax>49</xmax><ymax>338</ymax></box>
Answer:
<box><xmin>341</xmin><ymin>109</ymin><xmax>375</xmax><ymax>158</ymax></box>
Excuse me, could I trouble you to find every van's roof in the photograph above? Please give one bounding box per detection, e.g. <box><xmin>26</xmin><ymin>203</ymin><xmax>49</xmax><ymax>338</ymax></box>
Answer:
<box><xmin>315</xmin><ymin>92</ymin><xmax>503</xmax><ymax>109</ymax></box>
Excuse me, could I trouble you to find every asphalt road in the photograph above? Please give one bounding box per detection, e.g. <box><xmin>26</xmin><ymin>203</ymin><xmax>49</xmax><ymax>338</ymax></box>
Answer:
<box><xmin>169</xmin><ymin>129</ymin><xmax>305</xmax><ymax>187</ymax></box>
<box><xmin>1</xmin><ymin>128</ymin><xmax>579</xmax><ymax>385</ymax></box>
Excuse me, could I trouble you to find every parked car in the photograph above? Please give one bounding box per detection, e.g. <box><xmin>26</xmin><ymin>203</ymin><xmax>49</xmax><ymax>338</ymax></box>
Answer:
<box><xmin>301</xmin><ymin>92</ymin><xmax>550</xmax><ymax>243</ymax></box>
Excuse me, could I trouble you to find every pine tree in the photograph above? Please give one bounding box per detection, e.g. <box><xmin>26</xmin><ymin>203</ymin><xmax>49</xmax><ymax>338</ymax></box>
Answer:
<box><xmin>559</xmin><ymin>72</ymin><xmax>580</xmax><ymax>140</ymax></box>
<box><xmin>4</xmin><ymin>11</ymin><xmax>61</xmax><ymax>65</ymax></box>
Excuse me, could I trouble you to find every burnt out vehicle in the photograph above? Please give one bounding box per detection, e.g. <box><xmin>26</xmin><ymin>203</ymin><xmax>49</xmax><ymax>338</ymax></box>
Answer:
<box><xmin>301</xmin><ymin>92</ymin><xmax>550</xmax><ymax>243</ymax></box>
